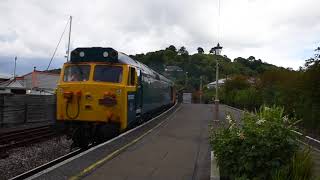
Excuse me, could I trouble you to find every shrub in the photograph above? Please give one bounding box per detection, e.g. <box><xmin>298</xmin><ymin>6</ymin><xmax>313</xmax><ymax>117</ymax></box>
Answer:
<box><xmin>210</xmin><ymin>106</ymin><xmax>300</xmax><ymax>179</ymax></box>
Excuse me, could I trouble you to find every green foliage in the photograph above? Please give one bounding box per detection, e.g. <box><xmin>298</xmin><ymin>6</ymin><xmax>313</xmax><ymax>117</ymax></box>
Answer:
<box><xmin>221</xmin><ymin>75</ymin><xmax>262</xmax><ymax>110</ymax></box>
<box><xmin>221</xmin><ymin>54</ymin><xmax>320</xmax><ymax>135</ymax></box>
<box><xmin>224</xmin><ymin>75</ymin><xmax>250</xmax><ymax>93</ymax></box>
<box><xmin>210</xmin><ymin>106</ymin><xmax>299</xmax><ymax>180</ymax></box>
<box><xmin>272</xmin><ymin>148</ymin><xmax>314</xmax><ymax>180</ymax></box>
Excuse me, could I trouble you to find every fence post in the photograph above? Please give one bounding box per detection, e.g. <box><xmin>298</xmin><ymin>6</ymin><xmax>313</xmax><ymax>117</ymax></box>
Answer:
<box><xmin>24</xmin><ymin>103</ymin><xmax>28</xmax><ymax>123</ymax></box>
<box><xmin>0</xmin><ymin>95</ymin><xmax>4</xmax><ymax>127</ymax></box>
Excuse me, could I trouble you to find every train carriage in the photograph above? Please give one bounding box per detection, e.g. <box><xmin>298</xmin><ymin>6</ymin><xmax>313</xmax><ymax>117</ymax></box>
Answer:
<box><xmin>56</xmin><ymin>47</ymin><xmax>175</xmax><ymax>147</ymax></box>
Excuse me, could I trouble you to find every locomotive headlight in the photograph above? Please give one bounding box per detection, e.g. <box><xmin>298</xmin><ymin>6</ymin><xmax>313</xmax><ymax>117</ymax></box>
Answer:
<box><xmin>103</xmin><ymin>51</ymin><xmax>109</xmax><ymax>57</ymax></box>
<box><xmin>79</xmin><ymin>51</ymin><xmax>85</xmax><ymax>57</ymax></box>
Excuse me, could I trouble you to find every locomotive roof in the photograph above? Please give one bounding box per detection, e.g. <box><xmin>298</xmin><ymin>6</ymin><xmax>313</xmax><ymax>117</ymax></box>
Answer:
<box><xmin>70</xmin><ymin>47</ymin><xmax>172</xmax><ymax>84</ymax></box>
<box><xmin>118</xmin><ymin>52</ymin><xmax>172</xmax><ymax>84</ymax></box>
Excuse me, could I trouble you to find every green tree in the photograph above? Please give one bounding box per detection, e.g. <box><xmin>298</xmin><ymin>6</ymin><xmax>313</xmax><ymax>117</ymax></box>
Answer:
<box><xmin>165</xmin><ymin>45</ymin><xmax>177</xmax><ymax>52</ymax></box>
<box><xmin>178</xmin><ymin>46</ymin><xmax>188</xmax><ymax>56</ymax></box>
<box><xmin>209</xmin><ymin>47</ymin><xmax>215</xmax><ymax>54</ymax></box>
<box><xmin>197</xmin><ymin>47</ymin><xmax>204</xmax><ymax>54</ymax></box>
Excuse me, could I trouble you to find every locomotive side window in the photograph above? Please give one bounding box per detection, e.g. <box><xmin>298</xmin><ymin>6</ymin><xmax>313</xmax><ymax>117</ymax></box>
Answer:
<box><xmin>94</xmin><ymin>65</ymin><xmax>123</xmax><ymax>83</ymax></box>
<box><xmin>128</xmin><ymin>67</ymin><xmax>136</xmax><ymax>86</ymax></box>
<box><xmin>64</xmin><ymin>65</ymin><xmax>90</xmax><ymax>82</ymax></box>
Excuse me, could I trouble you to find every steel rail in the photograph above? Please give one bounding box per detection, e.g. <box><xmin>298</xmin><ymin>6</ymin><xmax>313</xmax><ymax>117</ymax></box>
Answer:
<box><xmin>0</xmin><ymin>125</ymin><xmax>56</xmax><ymax>155</ymax></box>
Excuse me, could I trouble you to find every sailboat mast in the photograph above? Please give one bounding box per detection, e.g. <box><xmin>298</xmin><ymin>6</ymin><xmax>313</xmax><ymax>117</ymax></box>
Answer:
<box><xmin>67</xmin><ymin>16</ymin><xmax>72</xmax><ymax>62</ymax></box>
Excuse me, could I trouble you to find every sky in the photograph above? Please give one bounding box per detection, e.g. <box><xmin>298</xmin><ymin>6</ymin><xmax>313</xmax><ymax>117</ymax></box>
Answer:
<box><xmin>0</xmin><ymin>0</ymin><xmax>319</xmax><ymax>77</ymax></box>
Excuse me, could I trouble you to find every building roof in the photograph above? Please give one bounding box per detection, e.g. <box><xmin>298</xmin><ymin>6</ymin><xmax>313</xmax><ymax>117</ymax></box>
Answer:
<box><xmin>22</xmin><ymin>70</ymin><xmax>60</xmax><ymax>77</ymax></box>
<box><xmin>0</xmin><ymin>78</ymin><xmax>25</xmax><ymax>89</ymax></box>
<box><xmin>207</xmin><ymin>78</ymin><xmax>228</xmax><ymax>89</ymax></box>
<box><xmin>165</xmin><ymin>66</ymin><xmax>183</xmax><ymax>72</ymax></box>
<box><xmin>208</xmin><ymin>78</ymin><xmax>227</xmax><ymax>85</ymax></box>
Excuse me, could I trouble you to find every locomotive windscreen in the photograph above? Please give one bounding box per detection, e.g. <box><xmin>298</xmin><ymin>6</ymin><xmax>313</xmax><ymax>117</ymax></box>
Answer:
<box><xmin>70</xmin><ymin>47</ymin><xmax>118</xmax><ymax>63</ymax></box>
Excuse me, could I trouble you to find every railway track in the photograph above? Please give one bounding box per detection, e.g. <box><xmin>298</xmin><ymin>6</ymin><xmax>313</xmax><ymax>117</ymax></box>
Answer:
<box><xmin>7</xmin><ymin>103</ymin><xmax>178</xmax><ymax>180</ymax></box>
<box><xmin>0</xmin><ymin>125</ymin><xmax>57</xmax><ymax>157</ymax></box>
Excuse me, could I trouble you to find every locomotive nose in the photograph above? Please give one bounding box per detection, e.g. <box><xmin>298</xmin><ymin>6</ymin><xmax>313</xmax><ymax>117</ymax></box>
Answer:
<box><xmin>57</xmin><ymin>83</ymin><xmax>122</xmax><ymax>123</ymax></box>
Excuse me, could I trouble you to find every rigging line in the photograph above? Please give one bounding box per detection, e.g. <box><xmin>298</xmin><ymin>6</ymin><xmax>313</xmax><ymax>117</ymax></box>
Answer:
<box><xmin>46</xmin><ymin>18</ymin><xmax>70</xmax><ymax>71</ymax></box>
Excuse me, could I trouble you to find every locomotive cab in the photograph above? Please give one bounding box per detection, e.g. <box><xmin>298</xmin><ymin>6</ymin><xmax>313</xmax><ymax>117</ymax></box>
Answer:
<box><xmin>56</xmin><ymin>47</ymin><xmax>138</xmax><ymax>146</ymax></box>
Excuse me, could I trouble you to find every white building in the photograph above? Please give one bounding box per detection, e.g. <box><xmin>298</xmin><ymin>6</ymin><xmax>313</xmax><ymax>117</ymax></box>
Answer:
<box><xmin>207</xmin><ymin>78</ymin><xmax>227</xmax><ymax>89</ymax></box>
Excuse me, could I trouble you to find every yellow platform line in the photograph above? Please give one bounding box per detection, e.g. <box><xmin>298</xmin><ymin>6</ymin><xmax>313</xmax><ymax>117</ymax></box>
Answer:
<box><xmin>69</xmin><ymin>107</ymin><xmax>181</xmax><ymax>180</ymax></box>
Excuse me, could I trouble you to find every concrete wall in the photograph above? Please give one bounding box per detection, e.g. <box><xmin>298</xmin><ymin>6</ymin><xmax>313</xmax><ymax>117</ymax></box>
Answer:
<box><xmin>0</xmin><ymin>94</ymin><xmax>56</xmax><ymax>126</ymax></box>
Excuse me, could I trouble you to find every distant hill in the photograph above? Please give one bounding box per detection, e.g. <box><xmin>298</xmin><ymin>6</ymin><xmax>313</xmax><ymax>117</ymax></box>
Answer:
<box><xmin>130</xmin><ymin>45</ymin><xmax>284</xmax><ymax>90</ymax></box>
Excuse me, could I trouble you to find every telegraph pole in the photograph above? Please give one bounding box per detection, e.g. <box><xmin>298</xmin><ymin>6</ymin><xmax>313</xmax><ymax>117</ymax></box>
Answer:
<box><xmin>13</xmin><ymin>56</ymin><xmax>17</xmax><ymax>79</ymax></box>
<box><xmin>66</xmin><ymin>16</ymin><xmax>72</xmax><ymax>62</ymax></box>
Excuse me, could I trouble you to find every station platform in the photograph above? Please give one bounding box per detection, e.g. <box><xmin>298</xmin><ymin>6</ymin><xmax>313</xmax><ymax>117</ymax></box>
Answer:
<box><xmin>82</xmin><ymin>104</ymin><xmax>211</xmax><ymax>180</ymax></box>
<box><xmin>30</xmin><ymin>103</ymin><xmax>234</xmax><ymax>180</ymax></box>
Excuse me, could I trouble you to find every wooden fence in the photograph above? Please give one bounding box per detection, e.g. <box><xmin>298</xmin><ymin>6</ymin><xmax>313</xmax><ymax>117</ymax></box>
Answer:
<box><xmin>0</xmin><ymin>94</ymin><xmax>56</xmax><ymax>127</ymax></box>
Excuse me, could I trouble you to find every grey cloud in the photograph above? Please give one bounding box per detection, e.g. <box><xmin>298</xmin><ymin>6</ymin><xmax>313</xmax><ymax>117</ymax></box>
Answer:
<box><xmin>0</xmin><ymin>0</ymin><xmax>319</xmax><ymax>74</ymax></box>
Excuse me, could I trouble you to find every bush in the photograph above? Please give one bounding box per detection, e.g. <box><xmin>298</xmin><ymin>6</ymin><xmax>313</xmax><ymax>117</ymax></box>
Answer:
<box><xmin>233</xmin><ymin>88</ymin><xmax>262</xmax><ymax>110</ymax></box>
<box><xmin>210</xmin><ymin>106</ymin><xmax>301</xmax><ymax>179</ymax></box>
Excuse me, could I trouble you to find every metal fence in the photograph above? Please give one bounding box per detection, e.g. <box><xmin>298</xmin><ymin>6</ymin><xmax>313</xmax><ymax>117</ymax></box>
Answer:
<box><xmin>0</xmin><ymin>94</ymin><xmax>56</xmax><ymax>127</ymax></box>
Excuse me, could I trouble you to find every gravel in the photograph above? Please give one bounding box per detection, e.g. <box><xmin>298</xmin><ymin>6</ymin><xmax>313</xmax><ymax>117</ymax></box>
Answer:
<box><xmin>0</xmin><ymin>136</ymin><xmax>72</xmax><ymax>180</ymax></box>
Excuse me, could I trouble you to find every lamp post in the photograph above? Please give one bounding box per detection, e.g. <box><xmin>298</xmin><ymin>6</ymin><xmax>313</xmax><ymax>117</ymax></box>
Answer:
<box><xmin>199</xmin><ymin>76</ymin><xmax>203</xmax><ymax>104</ymax></box>
<box><xmin>213</xmin><ymin>43</ymin><xmax>223</xmax><ymax>120</ymax></box>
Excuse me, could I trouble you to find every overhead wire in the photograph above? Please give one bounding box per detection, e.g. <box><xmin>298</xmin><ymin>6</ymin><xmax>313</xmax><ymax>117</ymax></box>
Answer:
<box><xmin>46</xmin><ymin>18</ymin><xmax>70</xmax><ymax>71</ymax></box>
